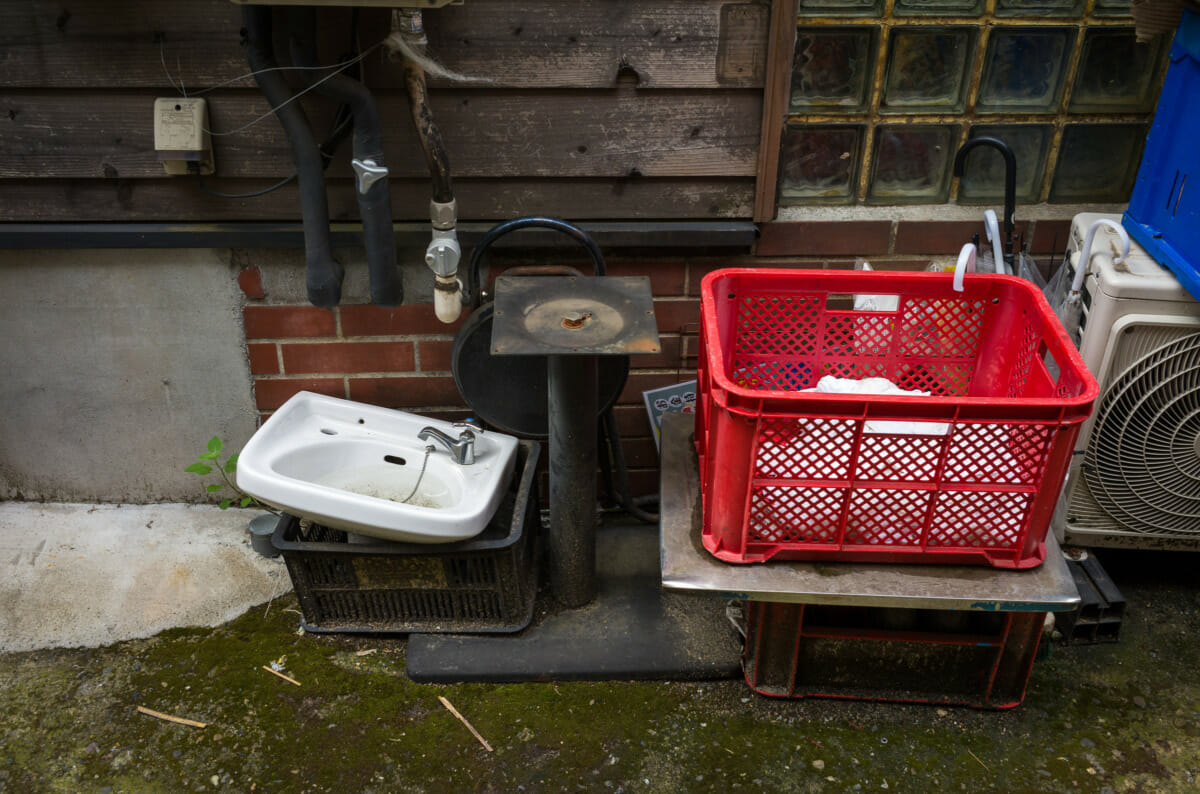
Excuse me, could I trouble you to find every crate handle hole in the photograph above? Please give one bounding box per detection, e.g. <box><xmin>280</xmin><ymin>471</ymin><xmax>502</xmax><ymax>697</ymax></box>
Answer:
<box><xmin>826</xmin><ymin>293</ymin><xmax>899</xmax><ymax>311</ymax></box>
<box><xmin>1040</xmin><ymin>343</ymin><xmax>1062</xmax><ymax>385</ymax></box>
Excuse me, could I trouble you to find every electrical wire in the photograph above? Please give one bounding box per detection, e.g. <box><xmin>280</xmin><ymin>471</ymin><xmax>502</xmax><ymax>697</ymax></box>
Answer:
<box><xmin>161</xmin><ymin>25</ymin><xmax>365</xmax><ymax>200</ymax></box>
<box><xmin>159</xmin><ymin>35</ymin><xmax>187</xmax><ymax>96</ymax></box>
<box><xmin>159</xmin><ymin>35</ymin><xmax>383</xmax><ymax>98</ymax></box>
<box><xmin>193</xmin><ymin>77</ymin><xmax>356</xmax><ymax>201</ymax></box>
<box><xmin>158</xmin><ymin>35</ymin><xmax>384</xmax><ymax>137</ymax></box>
<box><xmin>196</xmin><ymin>173</ymin><xmax>296</xmax><ymax>199</ymax></box>
<box><xmin>204</xmin><ymin>41</ymin><xmax>384</xmax><ymax>137</ymax></box>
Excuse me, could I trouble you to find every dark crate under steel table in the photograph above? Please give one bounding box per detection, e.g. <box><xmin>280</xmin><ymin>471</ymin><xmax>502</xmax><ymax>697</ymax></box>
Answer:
<box><xmin>657</xmin><ymin>413</ymin><xmax>1080</xmax><ymax>708</ymax></box>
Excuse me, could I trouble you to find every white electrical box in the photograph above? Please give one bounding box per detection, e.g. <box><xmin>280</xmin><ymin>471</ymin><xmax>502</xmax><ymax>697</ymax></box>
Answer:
<box><xmin>153</xmin><ymin>97</ymin><xmax>214</xmax><ymax>176</ymax></box>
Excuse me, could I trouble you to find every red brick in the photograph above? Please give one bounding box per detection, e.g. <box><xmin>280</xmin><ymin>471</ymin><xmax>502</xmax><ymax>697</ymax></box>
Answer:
<box><xmin>246</xmin><ymin>343</ymin><xmax>279</xmax><ymax>375</ymax></box>
<box><xmin>653</xmin><ymin>298</ymin><xmax>700</xmax><ymax>334</ymax></box>
<box><xmin>1030</xmin><ymin>219</ymin><xmax>1071</xmax><ymax>255</ymax></box>
<box><xmin>620</xmin><ymin>437</ymin><xmax>661</xmax><ymax>468</ymax></box>
<box><xmin>613</xmin><ymin>404</ymin><xmax>654</xmax><ymax>437</ymax></box>
<box><xmin>604</xmin><ymin>261</ymin><xmax>687</xmax><ymax>296</ymax></box>
<box><xmin>237</xmin><ymin>266</ymin><xmax>265</xmax><ymax>300</ymax></box>
<box><xmin>348</xmin><ymin>376</ymin><xmax>467</xmax><ymax>409</ymax></box>
<box><xmin>281</xmin><ymin>341</ymin><xmax>415</xmax><ymax>374</ymax></box>
<box><xmin>619</xmin><ymin>372</ymin><xmax>688</xmax><ymax>405</ymax></box>
<box><xmin>628</xmin><ymin>334</ymin><xmax>686</xmax><ymax>371</ymax></box>
<box><xmin>243</xmin><ymin>305</ymin><xmax>335</xmax><ymax>339</ymax></box>
<box><xmin>687</xmin><ymin>259</ymin><xmax>823</xmax><ymax>294</ymax></box>
<box><xmin>625</xmin><ymin>468</ymin><xmax>661</xmax><ymax>498</ymax></box>
<box><xmin>419</xmin><ymin>340</ymin><xmax>454</xmax><ymax>372</ymax></box>
<box><xmin>757</xmin><ymin>221</ymin><xmax>892</xmax><ymax>257</ymax></box>
<box><xmin>253</xmin><ymin>378</ymin><xmax>344</xmax><ymax>411</ymax></box>
<box><xmin>339</xmin><ymin>304</ymin><xmax>464</xmax><ymax>336</ymax></box>
<box><xmin>825</xmin><ymin>257</ymin><xmax>931</xmax><ymax>271</ymax></box>
<box><xmin>894</xmin><ymin>220</ymin><xmax>1031</xmax><ymax>255</ymax></box>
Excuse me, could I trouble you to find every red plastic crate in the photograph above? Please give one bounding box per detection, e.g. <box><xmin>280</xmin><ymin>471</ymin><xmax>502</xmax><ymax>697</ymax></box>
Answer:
<box><xmin>697</xmin><ymin>269</ymin><xmax>1097</xmax><ymax>568</ymax></box>
<box><xmin>742</xmin><ymin>601</ymin><xmax>1045</xmax><ymax>709</ymax></box>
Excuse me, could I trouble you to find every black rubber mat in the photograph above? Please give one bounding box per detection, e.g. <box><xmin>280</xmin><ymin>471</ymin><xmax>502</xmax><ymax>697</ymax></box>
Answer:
<box><xmin>405</xmin><ymin>524</ymin><xmax>742</xmax><ymax>683</ymax></box>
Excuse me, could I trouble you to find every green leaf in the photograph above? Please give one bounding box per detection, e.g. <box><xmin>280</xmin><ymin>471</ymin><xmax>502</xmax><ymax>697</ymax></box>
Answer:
<box><xmin>240</xmin><ymin>496</ymin><xmax>253</xmax><ymax>508</ymax></box>
<box><xmin>185</xmin><ymin>462</ymin><xmax>214</xmax><ymax>475</ymax></box>
<box><xmin>206</xmin><ymin>484</ymin><xmax>223</xmax><ymax>493</ymax></box>
<box><xmin>218</xmin><ymin>498</ymin><xmax>233</xmax><ymax>509</ymax></box>
<box><xmin>197</xmin><ymin>451</ymin><xmax>219</xmax><ymax>461</ymax></box>
<box><xmin>224</xmin><ymin>453</ymin><xmax>239</xmax><ymax>474</ymax></box>
<box><xmin>207</xmin><ymin>436</ymin><xmax>223</xmax><ymax>455</ymax></box>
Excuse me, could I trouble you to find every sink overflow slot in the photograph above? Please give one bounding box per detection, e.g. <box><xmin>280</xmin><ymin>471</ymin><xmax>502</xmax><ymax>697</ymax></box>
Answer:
<box><xmin>320</xmin><ymin>428</ymin><xmax>338</xmax><ymax>435</ymax></box>
<box><xmin>383</xmin><ymin>455</ymin><xmax>407</xmax><ymax>466</ymax></box>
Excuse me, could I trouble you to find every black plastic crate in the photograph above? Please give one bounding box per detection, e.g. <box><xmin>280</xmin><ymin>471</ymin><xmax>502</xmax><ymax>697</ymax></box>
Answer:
<box><xmin>272</xmin><ymin>440</ymin><xmax>540</xmax><ymax>634</ymax></box>
<box><xmin>742</xmin><ymin>601</ymin><xmax>1045</xmax><ymax>709</ymax></box>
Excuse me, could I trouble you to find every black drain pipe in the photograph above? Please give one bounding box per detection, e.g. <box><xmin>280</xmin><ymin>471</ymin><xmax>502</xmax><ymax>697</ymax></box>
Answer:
<box><xmin>289</xmin><ymin>8</ymin><xmax>401</xmax><ymax>306</ymax></box>
<box><xmin>241</xmin><ymin>5</ymin><xmax>343</xmax><ymax>309</ymax></box>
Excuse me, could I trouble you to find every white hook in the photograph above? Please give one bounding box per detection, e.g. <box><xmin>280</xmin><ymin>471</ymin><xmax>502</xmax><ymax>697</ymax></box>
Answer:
<box><xmin>984</xmin><ymin>210</ymin><xmax>1007</xmax><ymax>275</ymax></box>
<box><xmin>953</xmin><ymin>243</ymin><xmax>977</xmax><ymax>293</ymax></box>
<box><xmin>1071</xmin><ymin>218</ymin><xmax>1130</xmax><ymax>294</ymax></box>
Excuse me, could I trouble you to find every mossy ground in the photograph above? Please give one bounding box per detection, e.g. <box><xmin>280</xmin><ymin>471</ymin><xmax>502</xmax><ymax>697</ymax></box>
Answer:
<box><xmin>2</xmin><ymin>549</ymin><xmax>1198</xmax><ymax>793</ymax></box>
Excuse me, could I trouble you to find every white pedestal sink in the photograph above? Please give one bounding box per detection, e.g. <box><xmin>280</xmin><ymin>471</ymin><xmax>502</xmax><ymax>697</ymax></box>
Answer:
<box><xmin>237</xmin><ymin>392</ymin><xmax>519</xmax><ymax>543</ymax></box>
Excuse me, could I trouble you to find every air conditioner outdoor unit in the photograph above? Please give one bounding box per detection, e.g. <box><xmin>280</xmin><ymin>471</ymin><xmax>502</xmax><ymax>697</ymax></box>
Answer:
<box><xmin>1055</xmin><ymin>213</ymin><xmax>1200</xmax><ymax>549</ymax></box>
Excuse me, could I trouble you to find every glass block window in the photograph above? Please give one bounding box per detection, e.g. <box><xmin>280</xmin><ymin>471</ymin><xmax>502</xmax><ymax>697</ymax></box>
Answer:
<box><xmin>778</xmin><ymin>4</ymin><xmax>1170</xmax><ymax>207</ymax></box>
<box><xmin>868</xmin><ymin>124</ymin><xmax>959</xmax><ymax>203</ymax></box>
<box><xmin>780</xmin><ymin>124</ymin><xmax>865</xmax><ymax>202</ymax></box>
<box><xmin>791</xmin><ymin>28</ymin><xmax>878</xmax><ymax>111</ymax></box>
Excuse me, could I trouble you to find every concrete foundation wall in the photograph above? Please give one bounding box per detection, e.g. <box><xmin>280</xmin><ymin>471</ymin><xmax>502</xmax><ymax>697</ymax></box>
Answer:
<box><xmin>0</xmin><ymin>249</ymin><xmax>258</xmax><ymax>503</ymax></box>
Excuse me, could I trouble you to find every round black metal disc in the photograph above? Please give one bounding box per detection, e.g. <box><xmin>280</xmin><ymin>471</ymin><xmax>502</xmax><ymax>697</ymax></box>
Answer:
<box><xmin>452</xmin><ymin>302</ymin><xmax>629</xmax><ymax>439</ymax></box>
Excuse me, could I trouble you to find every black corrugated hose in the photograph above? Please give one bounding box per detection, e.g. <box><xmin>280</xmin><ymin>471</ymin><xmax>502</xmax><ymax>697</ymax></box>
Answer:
<box><xmin>288</xmin><ymin>7</ymin><xmax>401</xmax><ymax>307</ymax></box>
<box><xmin>241</xmin><ymin>5</ymin><xmax>343</xmax><ymax>309</ymax></box>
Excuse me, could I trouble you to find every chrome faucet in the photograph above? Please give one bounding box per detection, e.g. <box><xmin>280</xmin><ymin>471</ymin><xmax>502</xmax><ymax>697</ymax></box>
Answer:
<box><xmin>417</xmin><ymin>425</ymin><xmax>478</xmax><ymax>465</ymax></box>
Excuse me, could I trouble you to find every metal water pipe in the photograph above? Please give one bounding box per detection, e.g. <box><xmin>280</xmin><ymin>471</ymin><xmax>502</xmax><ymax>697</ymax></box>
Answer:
<box><xmin>953</xmin><ymin>136</ymin><xmax>1017</xmax><ymax>270</ymax></box>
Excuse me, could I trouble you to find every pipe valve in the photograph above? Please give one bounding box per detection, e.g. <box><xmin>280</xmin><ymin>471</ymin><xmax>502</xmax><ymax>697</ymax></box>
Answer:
<box><xmin>351</xmin><ymin>158</ymin><xmax>389</xmax><ymax>195</ymax></box>
<box><xmin>425</xmin><ymin>228</ymin><xmax>461</xmax><ymax>277</ymax></box>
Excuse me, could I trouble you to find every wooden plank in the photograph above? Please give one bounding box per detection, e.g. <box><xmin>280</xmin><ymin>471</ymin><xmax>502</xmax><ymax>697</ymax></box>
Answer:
<box><xmin>0</xmin><ymin>178</ymin><xmax>755</xmax><ymax>222</ymax></box>
<box><xmin>416</xmin><ymin>0</ymin><xmax>768</xmax><ymax>89</ymax></box>
<box><xmin>0</xmin><ymin>1</ymin><xmax>246</xmax><ymax>90</ymax></box>
<box><xmin>1</xmin><ymin>1</ymin><xmax>768</xmax><ymax>91</ymax></box>
<box><xmin>0</xmin><ymin>89</ymin><xmax>760</xmax><ymax>179</ymax></box>
<box><xmin>753</xmin><ymin>0</ymin><xmax>797</xmax><ymax>223</ymax></box>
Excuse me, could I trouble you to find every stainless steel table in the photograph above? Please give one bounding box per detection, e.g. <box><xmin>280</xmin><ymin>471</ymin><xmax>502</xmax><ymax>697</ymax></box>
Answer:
<box><xmin>658</xmin><ymin>413</ymin><xmax>1079</xmax><ymax>613</ymax></box>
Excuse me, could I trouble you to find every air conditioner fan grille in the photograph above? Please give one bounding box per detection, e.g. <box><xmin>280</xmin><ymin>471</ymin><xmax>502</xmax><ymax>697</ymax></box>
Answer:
<box><xmin>1083</xmin><ymin>331</ymin><xmax>1200</xmax><ymax>535</ymax></box>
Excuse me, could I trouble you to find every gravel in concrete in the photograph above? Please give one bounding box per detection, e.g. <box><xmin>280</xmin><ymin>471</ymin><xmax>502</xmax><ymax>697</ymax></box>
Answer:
<box><xmin>0</xmin><ymin>503</ymin><xmax>291</xmax><ymax>653</ymax></box>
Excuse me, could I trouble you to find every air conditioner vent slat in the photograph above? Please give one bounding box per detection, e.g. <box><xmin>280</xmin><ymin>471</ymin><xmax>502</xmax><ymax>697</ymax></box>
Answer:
<box><xmin>1081</xmin><ymin>331</ymin><xmax>1200</xmax><ymax>535</ymax></box>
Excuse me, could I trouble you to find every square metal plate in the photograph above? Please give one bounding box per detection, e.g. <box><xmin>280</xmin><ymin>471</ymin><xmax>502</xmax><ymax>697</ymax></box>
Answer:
<box><xmin>491</xmin><ymin>276</ymin><xmax>661</xmax><ymax>356</ymax></box>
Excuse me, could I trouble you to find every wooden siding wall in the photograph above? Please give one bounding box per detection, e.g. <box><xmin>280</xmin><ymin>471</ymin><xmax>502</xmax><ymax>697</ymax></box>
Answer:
<box><xmin>0</xmin><ymin>0</ymin><xmax>767</xmax><ymax>222</ymax></box>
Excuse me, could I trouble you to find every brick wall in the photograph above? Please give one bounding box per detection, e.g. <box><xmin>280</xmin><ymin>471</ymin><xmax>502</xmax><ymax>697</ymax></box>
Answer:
<box><xmin>240</xmin><ymin>256</ymin><xmax>717</xmax><ymax>500</ymax></box>
<box><xmin>237</xmin><ymin>216</ymin><xmax>1071</xmax><ymax>501</ymax></box>
<box><xmin>757</xmin><ymin>218</ymin><xmax>1071</xmax><ymax>260</ymax></box>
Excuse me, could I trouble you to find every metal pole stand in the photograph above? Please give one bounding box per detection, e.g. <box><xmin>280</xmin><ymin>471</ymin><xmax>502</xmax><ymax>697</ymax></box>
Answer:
<box><xmin>405</xmin><ymin>278</ymin><xmax>743</xmax><ymax>683</ymax></box>
<box><xmin>489</xmin><ymin>275</ymin><xmax>660</xmax><ymax>608</ymax></box>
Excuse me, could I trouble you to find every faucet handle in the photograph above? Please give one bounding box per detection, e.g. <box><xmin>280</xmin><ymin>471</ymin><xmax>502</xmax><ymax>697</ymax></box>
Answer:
<box><xmin>453</xmin><ymin>421</ymin><xmax>482</xmax><ymax>436</ymax></box>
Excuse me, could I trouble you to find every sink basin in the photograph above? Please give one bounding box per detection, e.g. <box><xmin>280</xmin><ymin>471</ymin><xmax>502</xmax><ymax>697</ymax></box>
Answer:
<box><xmin>237</xmin><ymin>392</ymin><xmax>519</xmax><ymax>543</ymax></box>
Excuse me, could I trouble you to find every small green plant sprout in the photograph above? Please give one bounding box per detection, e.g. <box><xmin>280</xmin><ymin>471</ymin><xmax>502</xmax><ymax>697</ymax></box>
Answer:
<box><xmin>185</xmin><ymin>436</ymin><xmax>277</xmax><ymax>513</ymax></box>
